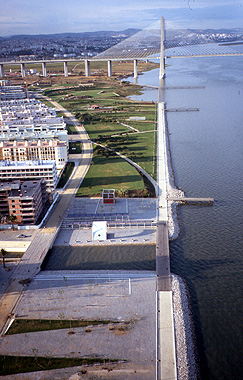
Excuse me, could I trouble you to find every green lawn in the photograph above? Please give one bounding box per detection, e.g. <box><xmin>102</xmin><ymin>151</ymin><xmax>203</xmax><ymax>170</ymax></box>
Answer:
<box><xmin>76</xmin><ymin>147</ymin><xmax>145</xmax><ymax>197</ymax></box>
<box><xmin>6</xmin><ymin>318</ymin><xmax>121</xmax><ymax>335</ymax></box>
<box><xmin>0</xmin><ymin>356</ymin><xmax>118</xmax><ymax>376</ymax></box>
<box><xmin>57</xmin><ymin>162</ymin><xmax>75</xmax><ymax>188</ymax></box>
<box><xmin>69</xmin><ymin>141</ymin><xmax>82</xmax><ymax>154</ymax></box>
<box><xmin>93</xmin><ymin>131</ymin><xmax>156</xmax><ymax>178</ymax></box>
<box><xmin>66</xmin><ymin>123</ymin><xmax>78</xmax><ymax>134</ymax></box>
<box><xmin>44</xmin><ymin>79</ymin><xmax>157</xmax><ymax>196</ymax></box>
<box><xmin>83</xmin><ymin>121</ymin><xmax>129</xmax><ymax>139</ymax></box>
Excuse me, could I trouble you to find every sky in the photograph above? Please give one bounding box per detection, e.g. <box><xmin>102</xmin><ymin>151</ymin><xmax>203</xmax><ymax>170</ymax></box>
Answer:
<box><xmin>1</xmin><ymin>0</ymin><xmax>243</xmax><ymax>36</ymax></box>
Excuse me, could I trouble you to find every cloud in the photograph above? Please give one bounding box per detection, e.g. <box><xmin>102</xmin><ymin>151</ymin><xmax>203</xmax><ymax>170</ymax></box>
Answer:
<box><xmin>0</xmin><ymin>0</ymin><xmax>243</xmax><ymax>36</ymax></box>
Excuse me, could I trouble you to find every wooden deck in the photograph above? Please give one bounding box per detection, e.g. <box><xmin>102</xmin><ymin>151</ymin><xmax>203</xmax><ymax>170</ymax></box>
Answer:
<box><xmin>165</xmin><ymin>107</ymin><xmax>199</xmax><ymax>112</ymax></box>
<box><xmin>167</xmin><ymin>197</ymin><xmax>214</xmax><ymax>204</ymax></box>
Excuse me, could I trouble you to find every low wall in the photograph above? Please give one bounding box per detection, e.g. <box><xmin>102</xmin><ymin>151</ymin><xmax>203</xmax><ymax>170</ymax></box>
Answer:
<box><xmin>0</xmin><ymin>241</ymin><xmax>31</xmax><ymax>253</ymax></box>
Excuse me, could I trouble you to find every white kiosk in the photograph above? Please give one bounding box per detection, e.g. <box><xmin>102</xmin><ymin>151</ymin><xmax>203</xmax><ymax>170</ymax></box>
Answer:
<box><xmin>92</xmin><ymin>221</ymin><xmax>107</xmax><ymax>241</ymax></box>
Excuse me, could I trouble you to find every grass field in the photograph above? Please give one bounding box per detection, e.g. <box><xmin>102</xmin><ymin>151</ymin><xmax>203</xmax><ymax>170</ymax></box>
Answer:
<box><xmin>69</xmin><ymin>141</ymin><xmax>82</xmax><ymax>153</ymax></box>
<box><xmin>65</xmin><ymin>122</ymin><xmax>78</xmax><ymax>134</ymax></box>
<box><xmin>76</xmin><ymin>147</ymin><xmax>145</xmax><ymax>197</ymax></box>
<box><xmin>42</xmin><ymin>75</ymin><xmax>157</xmax><ymax>196</ymax></box>
<box><xmin>0</xmin><ymin>355</ymin><xmax>118</xmax><ymax>376</ymax></box>
<box><xmin>57</xmin><ymin>162</ymin><xmax>75</xmax><ymax>188</ymax></box>
<box><xmin>7</xmin><ymin>318</ymin><xmax>122</xmax><ymax>335</ymax></box>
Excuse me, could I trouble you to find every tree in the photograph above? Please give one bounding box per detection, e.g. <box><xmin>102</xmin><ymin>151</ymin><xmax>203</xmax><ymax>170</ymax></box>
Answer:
<box><xmin>1</xmin><ymin>248</ymin><xmax>7</xmax><ymax>269</ymax></box>
<box><xmin>7</xmin><ymin>214</ymin><xmax>17</xmax><ymax>231</ymax></box>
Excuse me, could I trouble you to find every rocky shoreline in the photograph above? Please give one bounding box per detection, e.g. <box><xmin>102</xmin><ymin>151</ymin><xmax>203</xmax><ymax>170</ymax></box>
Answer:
<box><xmin>164</xmin><ymin>107</ymin><xmax>199</xmax><ymax>379</ymax></box>
<box><xmin>164</xmin><ymin>105</ymin><xmax>184</xmax><ymax>240</ymax></box>
<box><xmin>172</xmin><ymin>274</ymin><xmax>198</xmax><ymax>380</ymax></box>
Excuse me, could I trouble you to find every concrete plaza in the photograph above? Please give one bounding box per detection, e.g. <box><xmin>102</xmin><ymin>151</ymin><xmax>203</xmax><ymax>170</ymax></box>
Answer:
<box><xmin>0</xmin><ymin>271</ymin><xmax>157</xmax><ymax>380</ymax></box>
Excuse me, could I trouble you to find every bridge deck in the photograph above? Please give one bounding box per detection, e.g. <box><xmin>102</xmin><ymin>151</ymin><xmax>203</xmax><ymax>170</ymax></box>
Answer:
<box><xmin>156</xmin><ymin>222</ymin><xmax>171</xmax><ymax>291</ymax></box>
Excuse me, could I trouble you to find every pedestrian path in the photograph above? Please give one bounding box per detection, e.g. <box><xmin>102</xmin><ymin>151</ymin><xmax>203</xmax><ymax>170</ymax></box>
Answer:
<box><xmin>156</xmin><ymin>99</ymin><xmax>177</xmax><ymax>380</ymax></box>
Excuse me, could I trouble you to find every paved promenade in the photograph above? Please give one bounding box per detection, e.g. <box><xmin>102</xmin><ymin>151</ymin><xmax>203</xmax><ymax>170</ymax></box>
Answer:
<box><xmin>0</xmin><ymin>271</ymin><xmax>157</xmax><ymax>379</ymax></box>
<box><xmin>156</xmin><ymin>98</ymin><xmax>177</xmax><ymax>380</ymax></box>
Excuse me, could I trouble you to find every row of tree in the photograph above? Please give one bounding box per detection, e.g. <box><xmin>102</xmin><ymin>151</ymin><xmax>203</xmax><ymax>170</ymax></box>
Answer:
<box><xmin>0</xmin><ymin>213</ymin><xmax>17</xmax><ymax>230</ymax></box>
<box><xmin>1</xmin><ymin>248</ymin><xmax>7</xmax><ymax>269</ymax></box>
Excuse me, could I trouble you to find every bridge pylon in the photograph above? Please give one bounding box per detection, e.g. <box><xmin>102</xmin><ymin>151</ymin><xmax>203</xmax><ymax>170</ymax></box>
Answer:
<box><xmin>159</xmin><ymin>17</ymin><xmax>165</xmax><ymax>80</ymax></box>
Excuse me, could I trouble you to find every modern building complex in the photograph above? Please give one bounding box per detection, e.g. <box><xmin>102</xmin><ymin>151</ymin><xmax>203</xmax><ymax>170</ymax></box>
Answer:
<box><xmin>0</xmin><ymin>87</ymin><xmax>69</xmax><ymax>190</ymax></box>
<box><xmin>0</xmin><ymin>179</ymin><xmax>47</xmax><ymax>224</ymax></box>
<box><xmin>0</xmin><ymin>97</ymin><xmax>68</xmax><ymax>165</ymax></box>
<box><xmin>8</xmin><ymin>180</ymin><xmax>43</xmax><ymax>224</ymax></box>
<box><xmin>0</xmin><ymin>85</ymin><xmax>27</xmax><ymax>100</ymax></box>
<box><xmin>0</xmin><ymin>140</ymin><xmax>67</xmax><ymax>170</ymax></box>
<box><xmin>0</xmin><ymin>98</ymin><xmax>66</xmax><ymax>134</ymax></box>
<box><xmin>0</xmin><ymin>129</ymin><xmax>68</xmax><ymax>145</ymax></box>
<box><xmin>0</xmin><ymin>160</ymin><xmax>58</xmax><ymax>193</ymax></box>
<box><xmin>0</xmin><ymin>180</ymin><xmax>20</xmax><ymax>216</ymax></box>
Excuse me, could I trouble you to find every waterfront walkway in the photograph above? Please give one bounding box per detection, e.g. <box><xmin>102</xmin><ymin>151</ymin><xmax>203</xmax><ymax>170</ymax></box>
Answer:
<box><xmin>156</xmin><ymin>96</ymin><xmax>177</xmax><ymax>380</ymax></box>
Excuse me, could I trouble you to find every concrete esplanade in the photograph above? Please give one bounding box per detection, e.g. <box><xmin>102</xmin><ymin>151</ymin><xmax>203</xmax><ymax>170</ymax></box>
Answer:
<box><xmin>156</xmin><ymin>98</ymin><xmax>177</xmax><ymax>380</ymax></box>
<box><xmin>0</xmin><ymin>57</ymin><xmax>143</xmax><ymax>79</ymax></box>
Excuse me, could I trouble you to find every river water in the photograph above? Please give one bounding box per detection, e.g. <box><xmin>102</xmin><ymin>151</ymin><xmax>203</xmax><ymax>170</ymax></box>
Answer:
<box><xmin>128</xmin><ymin>55</ymin><xmax>243</xmax><ymax>380</ymax></box>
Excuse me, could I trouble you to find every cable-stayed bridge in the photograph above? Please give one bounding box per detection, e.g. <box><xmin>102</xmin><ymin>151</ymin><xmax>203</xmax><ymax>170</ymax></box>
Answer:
<box><xmin>1</xmin><ymin>18</ymin><xmax>243</xmax><ymax>79</ymax></box>
<box><xmin>95</xmin><ymin>18</ymin><xmax>243</xmax><ymax>59</ymax></box>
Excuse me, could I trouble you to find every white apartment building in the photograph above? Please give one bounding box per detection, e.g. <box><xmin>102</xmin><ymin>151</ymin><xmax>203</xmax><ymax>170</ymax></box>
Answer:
<box><xmin>0</xmin><ymin>99</ymin><xmax>56</xmax><ymax>117</ymax></box>
<box><xmin>0</xmin><ymin>160</ymin><xmax>58</xmax><ymax>192</ymax></box>
<box><xmin>0</xmin><ymin>98</ymin><xmax>54</xmax><ymax>112</ymax></box>
<box><xmin>0</xmin><ymin>118</ymin><xmax>66</xmax><ymax>134</ymax></box>
<box><xmin>0</xmin><ymin>98</ymin><xmax>67</xmax><ymax>141</ymax></box>
<box><xmin>0</xmin><ymin>86</ymin><xmax>27</xmax><ymax>100</ymax></box>
<box><xmin>0</xmin><ymin>139</ymin><xmax>68</xmax><ymax>169</ymax></box>
<box><xmin>0</xmin><ymin>130</ymin><xmax>68</xmax><ymax>145</ymax></box>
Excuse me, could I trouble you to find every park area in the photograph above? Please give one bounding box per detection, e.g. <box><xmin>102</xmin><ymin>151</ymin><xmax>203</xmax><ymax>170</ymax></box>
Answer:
<box><xmin>43</xmin><ymin>77</ymin><xmax>157</xmax><ymax>197</ymax></box>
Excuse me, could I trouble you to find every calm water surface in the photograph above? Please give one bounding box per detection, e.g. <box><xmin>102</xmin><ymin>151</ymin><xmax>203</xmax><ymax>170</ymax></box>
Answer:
<box><xmin>129</xmin><ymin>56</ymin><xmax>243</xmax><ymax>380</ymax></box>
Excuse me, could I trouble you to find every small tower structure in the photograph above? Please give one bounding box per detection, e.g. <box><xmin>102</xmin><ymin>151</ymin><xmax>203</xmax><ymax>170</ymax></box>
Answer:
<box><xmin>102</xmin><ymin>189</ymin><xmax>115</xmax><ymax>204</ymax></box>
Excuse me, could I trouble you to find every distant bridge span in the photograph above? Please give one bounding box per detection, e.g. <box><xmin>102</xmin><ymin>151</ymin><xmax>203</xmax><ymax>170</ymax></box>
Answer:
<box><xmin>0</xmin><ymin>57</ymin><xmax>150</xmax><ymax>79</ymax></box>
<box><xmin>1</xmin><ymin>37</ymin><xmax>243</xmax><ymax>79</ymax></box>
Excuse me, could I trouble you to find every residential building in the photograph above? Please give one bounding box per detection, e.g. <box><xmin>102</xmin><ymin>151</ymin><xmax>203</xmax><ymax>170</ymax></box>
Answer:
<box><xmin>8</xmin><ymin>180</ymin><xmax>43</xmax><ymax>224</ymax></box>
<box><xmin>0</xmin><ymin>139</ymin><xmax>68</xmax><ymax>170</ymax></box>
<box><xmin>0</xmin><ymin>130</ymin><xmax>68</xmax><ymax>145</ymax></box>
<box><xmin>0</xmin><ymin>85</ymin><xmax>27</xmax><ymax>100</ymax></box>
<box><xmin>0</xmin><ymin>160</ymin><xmax>58</xmax><ymax>192</ymax></box>
<box><xmin>0</xmin><ymin>180</ymin><xmax>20</xmax><ymax>215</ymax></box>
<box><xmin>0</xmin><ymin>179</ymin><xmax>47</xmax><ymax>224</ymax></box>
<box><xmin>0</xmin><ymin>99</ymin><xmax>66</xmax><ymax>135</ymax></box>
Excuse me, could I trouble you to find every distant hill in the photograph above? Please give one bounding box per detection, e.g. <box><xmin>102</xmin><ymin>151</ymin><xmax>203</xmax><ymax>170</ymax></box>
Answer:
<box><xmin>189</xmin><ymin>28</ymin><xmax>243</xmax><ymax>34</ymax></box>
<box><xmin>1</xmin><ymin>29</ymin><xmax>141</xmax><ymax>40</ymax></box>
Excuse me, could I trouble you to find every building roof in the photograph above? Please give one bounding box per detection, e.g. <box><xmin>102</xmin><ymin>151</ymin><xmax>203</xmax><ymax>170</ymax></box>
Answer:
<box><xmin>0</xmin><ymin>159</ymin><xmax>56</xmax><ymax>168</ymax></box>
<box><xmin>0</xmin><ymin>180</ymin><xmax>21</xmax><ymax>191</ymax></box>
<box><xmin>9</xmin><ymin>180</ymin><xmax>41</xmax><ymax>199</ymax></box>
<box><xmin>0</xmin><ymin>139</ymin><xmax>67</xmax><ymax>148</ymax></box>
